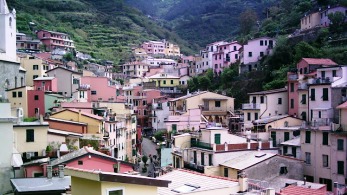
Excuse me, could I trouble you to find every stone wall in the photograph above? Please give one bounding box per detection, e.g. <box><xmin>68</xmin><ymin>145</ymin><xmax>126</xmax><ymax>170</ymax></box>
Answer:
<box><xmin>0</xmin><ymin>60</ymin><xmax>24</xmax><ymax>98</ymax></box>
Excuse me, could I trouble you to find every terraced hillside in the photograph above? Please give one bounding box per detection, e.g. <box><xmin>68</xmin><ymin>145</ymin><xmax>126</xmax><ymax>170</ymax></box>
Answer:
<box><xmin>8</xmin><ymin>0</ymin><xmax>195</xmax><ymax>63</ymax></box>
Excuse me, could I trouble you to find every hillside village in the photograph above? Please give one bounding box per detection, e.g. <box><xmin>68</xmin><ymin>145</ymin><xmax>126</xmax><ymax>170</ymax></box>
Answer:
<box><xmin>1</xmin><ymin>0</ymin><xmax>347</xmax><ymax>194</ymax></box>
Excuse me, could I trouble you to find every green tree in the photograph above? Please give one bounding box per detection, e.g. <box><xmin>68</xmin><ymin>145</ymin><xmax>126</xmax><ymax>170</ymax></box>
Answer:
<box><xmin>198</xmin><ymin>76</ymin><xmax>211</xmax><ymax>90</ymax></box>
<box><xmin>328</xmin><ymin>12</ymin><xmax>345</xmax><ymax>34</ymax></box>
<box><xmin>63</xmin><ymin>53</ymin><xmax>73</xmax><ymax>61</ymax></box>
<box><xmin>294</xmin><ymin>42</ymin><xmax>319</xmax><ymax>63</ymax></box>
<box><xmin>239</xmin><ymin>9</ymin><xmax>258</xmax><ymax>35</ymax></box>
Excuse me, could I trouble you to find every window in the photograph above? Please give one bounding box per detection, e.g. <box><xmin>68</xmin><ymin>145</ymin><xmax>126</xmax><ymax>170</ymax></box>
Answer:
<box><xmin>338</xmin><ymin>161</ymin><xmax>344</xmax><ymax>175</ymax></box>
<box><xmin>247</xmin><ymin>113</ymin><xmax>251</xmax><ymax>121</ymax></box>
<box><xmin>305</xmin><ymin>131</ymin><xmax>311</xmax><ymax>143</ymax></box>
<box><xmin>290</xmin><ymin>99</ymin><xmax>294</xmax><ymax>109</ymax></box>
<box><xmin>321</xmin><ymin>71</ymin><xmax>325</xmax><ymax>78</ymax></box>
<box><xmin>108</xmin><ymin>188</ymin><xmax>123</xmax><ymax>195</ymax></box>
<box><xmin>78</xmin><ymin>160</ymin><xmax>83</xmax><ymax>165</ymax></box>
<box><xmin>310</xmin><ymin>88</ymin><xmax>315</xmax><ymax>101</ymax></box>
<box><xmin>337</xmin><ymin>139</ymin><xmax>344</xmax><ymax>151</ymax></box>
<box><xmin>305</xmin><ymin>152</ymin><xmax>311</xmax><ymax>164</ymax></box>
<box><xmin>18</xmin><ymin>91</ymin><xmax>22</xmax><ymax>97</ymax></box>
<box><xmin>322</xmin><ymin>88</ymin><xmax>329</xmax><ymax>101</ymax></box>
<box><xmin>33</xmin><ymin>65</ymin><xmax>39</xmax><ymax>70</ymax></box>
<box><xmin>280</xmin><ymin>166</ymin><xmax>288</xmax><ymax>174</ymax></box>
<box><xmin>224</xmin><ymin>168</ymin><xmax>228</xmax><ymax>177</ymax></box>
<box><xmin>284</xmin><ymin>132</ymin><xmax>290</xmax><ymax>141</ymax></box>
<box><xmin>301</xmin><ymin>112</ymin><xmax>307</xmax><ymax>121</ymax></box>
<box><xmin>333</xmin><ymin>70</ymin><xmax>337</xmax><ymax>77</ymax></box>
<box><xmin>260</xmin><ymin>52</ymin><xmax>264</xmax><ymax>57</ymax></box>
<box><xmin>255</xmin><ymin>113</ymin><xmax>258</xmax><ymax>120</ymax></box>
<box><xmin>283</xmin><ymin>146</ymin><xmax>288</xmax><ymax>154</ymax></box>
<box><xmin>278</xmin><ymin>98</ymin><xmax>282</xmax><ymax>105</ymax></box>
<box><xmin>260</xmin><ymin>96</ymin><xmax>264</xmax><ymax>104</ymax></box>
<box><xmin>235</xmin><ymin>54</ymin><xmax>238</xmax><ymax>59</ymax></box>
<box><xmin>233</xmin><ymin>46</ymin><xmax>237</xmax><ymax>51</ymax></box>
<box><xmin>260</xmin><ymin>40</ymin><xmax>264</xmax><ymax>46</ymax></box>
<box><xmin>271</xmin><ymin>131</ymin><xmax>276</xmax><ymax>146</ymax></box>
<box><xmin>26</xmin><ymin>129</ymin><xmax>34</xmax><ymax>142</ymax></box>
<box><xmin>33</xmin><ymin>75</ymin><xmax>38</xmax><ymax>80</ymax></box>
<box><xmin>322</xmin><ymin>155</ymin><xmax>329</xmax><ymax>167</ymax></box>
<box><xmin>323</xmin><ymin>132</ymin><xmax>329</xmax><ymax>145</ymax></box>
<box><xmin>34</xmin><ymin>95</ymin><xmax>39</xmax><ymax>100</ymax></box>
<box><xmin>214</xmin><ymin>134</ymin><xmax>221</xmax><ymax>144</ymax></box>
<box><xmin>215</xmin><ymin>101</ymin><xmax>221</xmax><ymax>107</ymax></box>
<box><xmin>170</xmin><ymin>80</ymin><xmax>173</xmax><ymax>84</ymax></box>
<box><xmin>193</xmin><ymin>151</ymin><xmax>197</xmax><ymax>164</ymax></box>
<box><xmin>91</xmin><ymin>91</ymin><xmax>97</xmax><ymax>95</ymax></box>
<box><xmin>248</xmin><ymin>52</ymin><xmax>252</xmax><ymax>57</ymax></box>
<box><xmin>208</xmin><ymin>154</ymin><xmax>213</xmax><ymax>166</ymax></box>
<box><xmin>201</xmin><ymin>152</ymin><xmax>205</xmax><ymax>166</ymax></box>
<box><xmin>290</xmin><ymin>83</ymin><xmax>294</xmax><ymax>92</ymax></box>
<box><xmin>12</xmin><ymin>91</ymin><xmax>17</xmax><ymax>98</ymax></box>
<box><xmin>301</xmin><ymin>94</ymin><xmax>306</xmax><ymax>104</ymax></box>
<box><xmin>163</xmin><ymin>80</ymin><xmax>166</xmax><ymax>84</ymax></box>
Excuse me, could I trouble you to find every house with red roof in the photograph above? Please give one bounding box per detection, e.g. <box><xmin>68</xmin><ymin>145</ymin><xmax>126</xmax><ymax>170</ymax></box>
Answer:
<box><xmin>22</xmin><ymin>147</ymin><xmax>134</xmax><ymax>178</ymax></box>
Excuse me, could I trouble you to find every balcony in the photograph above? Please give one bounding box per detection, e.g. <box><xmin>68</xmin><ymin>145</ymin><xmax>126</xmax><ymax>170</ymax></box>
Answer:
<box><xmin>191</xmin><ymin>139</ymin><xmax>213</xmax><ymax>150</ymax></box>
<box><xmin>308</xmin><ymin>77</ymin><xmax>331</xmax><ymax>85</ymax></box>
<box><xmin>242</xmin><ymin>103</ymin><xmax>260</xmax><ymax>110</ymax></box>
<box><xmin>287</xmin><ymin>74</ymin><xmax>298</xmax><ymax>81</ymax></box>
<box><xmin>298</xmin><ymin>83</ymin><xmax>308</xmax><ymax>90</ymax></box>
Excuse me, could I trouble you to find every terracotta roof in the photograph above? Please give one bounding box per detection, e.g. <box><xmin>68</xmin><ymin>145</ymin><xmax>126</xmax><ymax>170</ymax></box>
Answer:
<box><xmin>280</xmin><ymin>185</ymin><xmax>326</xmax><ymax>195</ymax></box>
<box><xmin>45</xmin><ymin>66</ymin><xmax>82</xmax><ymax>74</ymax></box>
<box><xmin>301</xmin><ymin>58</ymin><xmax>337</xmax><ymax>65</ymax></box>
<box><xmin>337</xmin><ymin>101</ymin><xmax>347</xmax><ymax>109</ymax></box>
<box><xmin>51</xmin><ymin>109</ymin><xmax>103</xmax><ymax>120</ymax></box>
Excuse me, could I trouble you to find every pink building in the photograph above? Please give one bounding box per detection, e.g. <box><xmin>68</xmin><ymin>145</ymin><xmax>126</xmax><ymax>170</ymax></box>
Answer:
<box><xmin>36</xmin><ymin>30</ymin><xmax>75</xmax><ymax>51</ymax></box>
<box><xmin>240</xmin><ymin>37</ymin><xmax>276</xmax><ymax>73</ymax></box>
<box><xmin>23</xmin><ymin>147</ymin><xmax>133</xmax><ymax>177</ymax></box>
<box><xmin>33</xmin><ymin>77</ymin><xmax>58</xmax><ymax>92</ymax></box>
<box><xmin>288</xmin><ymin>58</ymin><xmax>337</xmax><ymax>117</ymax></box>
<box><xmin>81</xmin><ymin>76</ymin><xmax>118</xmax><ymax>102</ymax></box>
<box><xmin>141</xmin><ymin>41</ymin><xmax>165</xmax><ymax>56</ymax></box>
<box><xmin>16</xmin><ymin>32</ymin><xmax>41</xmax><ymax>52</ymax></box>
<box><xmin>212</xmin><ymin>42</ymin><xmax>242</xmax><ymax>75</ymax></box>
<box><xmin>27</xmin><ymin>90</ymin><xmax>45</xmax><ymax>117</ymax></box>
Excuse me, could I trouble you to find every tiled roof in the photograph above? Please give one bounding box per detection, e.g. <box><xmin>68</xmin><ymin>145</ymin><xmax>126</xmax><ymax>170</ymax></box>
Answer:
<box><xmin>52</xmin><ymin>109</ymin><xmax>104</xmax><ymax>120</ymax></box>
<box><xmin>50</xmin><ymin>147</ymin><xmax>116</xmax><ymax>167</ymax></box>
<box><xmin>337</xmin><ymin>101</ymin><xmax>347</xmax><ymax>109</ymax></box>
<box><xmin>280</xmin><ymin>185</ymin><xmax>326</xmax><ymax>195</ymax></box>
<box><xmin>158</xmin><ymin>169</ymin><xmax>239</xmax><ymax>195</ymax></box>
<box><xmin>302</xmin><ymin>58</ymin><xmax>337</xmax><ymax>65</ymax></box>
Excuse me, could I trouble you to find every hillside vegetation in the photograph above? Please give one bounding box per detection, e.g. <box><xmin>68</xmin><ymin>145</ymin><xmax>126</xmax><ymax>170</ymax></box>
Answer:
<box><xmin>8</xmin><ymin>0</ymin><xmax>196</xmax><ymax>63</ymax></box>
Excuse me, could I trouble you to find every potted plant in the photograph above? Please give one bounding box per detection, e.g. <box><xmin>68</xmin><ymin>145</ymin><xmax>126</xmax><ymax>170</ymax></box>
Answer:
<box><xmin>46</xmin><ymin>145</ymin><xmax>54</xmax><ymax>157</ymax></box>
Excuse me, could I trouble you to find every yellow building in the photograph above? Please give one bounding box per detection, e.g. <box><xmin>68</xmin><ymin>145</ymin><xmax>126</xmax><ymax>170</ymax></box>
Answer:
<box><xmin>13</xmin><ymin>119</ymin><xmax>49</xmax><ymax>157</ymax></box>
<box><xmin>148</xmin><ymin>73</ymin><xmax>180</xmax><ymax>88</ymax></box>
<box><xmin>164</xmin><ymin>42</ymin><xmax>181</xmax><ymax>56</ymax></box>
<box><xmin>7</xmin><ymin>86</ymin><xmax>33</xmax><ymax>117</ymax></box>
<box><xmin>50</xmin><ymin>109</ymin><xmax>104</xmax><ymax>135</ymax></box>
<box><xmin>65</xmin><ymin>166</ymin><xmax>170</xmax><ymax>195</ymax></box>
<box><xmin>19</xmin><ymin>55</ymin><xmax>48</xmax><ymax>86</ymax></box>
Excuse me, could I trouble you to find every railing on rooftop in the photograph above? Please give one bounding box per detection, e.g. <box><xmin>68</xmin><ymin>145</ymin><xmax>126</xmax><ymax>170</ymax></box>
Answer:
<box><xmin>288</xmin><ymin>74</ymin><xmax>298</xmax><ymax>81</ymax></box>
<box><xmin>191</xmin><ymin>139</ymin><xmax>213</xmax><ymax>150</ymax></box>
<box><xmin>308</xmin><ymin>77</ymin><xmax>331</xmax><ymax>85</ymax></box>
<box><xmin>242</xmin><ymin>103</ymin><xmax>260</xmax><ymax>110</ymax></box>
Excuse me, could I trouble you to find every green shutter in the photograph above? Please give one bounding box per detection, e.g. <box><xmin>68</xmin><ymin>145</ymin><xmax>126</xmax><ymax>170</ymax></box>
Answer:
<box><xmin>214</xmin><ymin>134</ymin><xmax>221</xmax><ymax>144</ymax></box>
<box><xmin>311</xmin><ymin>89</ymin><xmax>315</xmax><ymax>100</ymax></box>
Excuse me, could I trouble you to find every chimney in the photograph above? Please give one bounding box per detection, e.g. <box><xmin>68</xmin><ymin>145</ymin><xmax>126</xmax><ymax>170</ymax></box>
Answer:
<box><xmin>238</xmin><ymin>172</ymin><xmax>248</xmax><ymax>192</ymax></box>
<box><xmin>269</xmin><ymin>138</ymin><xmax>273</xmax><ymax>148</ymax></box>
<box><xmin>247</xmin><ymin>139</ymin><xmax>251</xmax><ymax>150</ymax></box>
<box><xmin>58</xmin><ymin>165</ymin><xmax>64</xmax><ymax>178</ymax></box>
<box><xmin>258</xmin><ymin>140</ymin><xmax>262</xmax><ymax>151</ymax></box>
<box><xmin>47</xmin><ymin>165</ymin><xmax>53</xmax><ymax>179</ymax></box>
<box><xmin>39</xmin><ymin>114</ymin><xmax>44</xmax><ymax>124</ymax></box>
<box><xmin>265</xmin><ymin>188</ymin><xmax>275</xmax><ymax>195</ymax></box>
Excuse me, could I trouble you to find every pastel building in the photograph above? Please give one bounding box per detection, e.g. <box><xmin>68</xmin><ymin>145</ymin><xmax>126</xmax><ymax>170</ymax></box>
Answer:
<box><xmin>287</xmin><ymin>58</ymin><xmax>338</xmax><ymax>118</ymax></box>
<box><xmin>13</xmin><ymin>120</ymin><xmax>49</xmax><ymax>161</ymax></box>
<box><xmin>320</xmin><ymin>6</ymin><xmax>347</xmax><ymax>27</ymax></box>
<box><xmin>80</xmin><ymin>76</ymin><xmax>118</xmax><ymax>102</ymax></box>
<box><xmin>19</xmin><ymin>55</ymin><xmax>49</xmax><ymax>86</ymax></box>
<box><xmin>212</xmin><ymin>41</ymin><xmax>242</xmax><ymax>75</ymax></box>
<box><xmin>16</xmin><ymin>32</ymin><xmax>41</xmax><ymax>52</ymax></box>
<box><xmin>300</xmin><ymin>12</ymin><xmax>321</xmax><ymax>31</ymax></box>
<box><xmin>141</xmin><ymin>40</ymin><xmax>165</xmax><ymax>56</ymax></box>
<box><xmin>46</xmin><ymin>66</ymin><xmax>82</xmax><ymax>98</ymax></box>
<box><xmin>36</xmin><ymin>30</ymin><xmax>75</xmax><ymax>51</ymax></box>
<box><xmin>122</xmin><ymin>62</ymin><xmax>150</xmax><ymax>78</ymax></box>
<box><xmin>242</xmin><ymin>88</ymin><xmax>288</xmax><ymax>130</ymax></box>
<box><xmin>148</xmin><ymin>73</ymin><xmax>181</xmax><ymax>94</ymax></box>
<box><xmin>7</xmin><ymin>86</ymin><xmax>32</xmax><ymax>117</ymax></box>
<box><xmin>240</xmin><ymin>37</ymin><xmax>275</xmax><ymax>73</ymax></box>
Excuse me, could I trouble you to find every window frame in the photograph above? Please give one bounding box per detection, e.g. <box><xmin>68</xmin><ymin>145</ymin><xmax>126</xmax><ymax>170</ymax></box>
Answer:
<box><xmin>337</xmin><ymin>139</ymin><xmax>344</xmax><ymax>151</ymax></box>
<box><xmin>215</xmin><ymin>101</ymin><xmax>221</xmax><ymax>107</ymax></box>
<box><xmin>337</xmin><ymin>161</ymin><xmax>344</xmax><ymax>175</ymax></box>
<box><xmin>322</xmin><ymin>132</ymin><xmax>329</xmax><ymax>145</ymax></box>
<box><xmin>305</xmin><ymin>131</ymin><xmax>311</xmax><ymax>143</ymax></box>
<box><xmin>322</xmin><ymin>88</ymin><xmax>329</xmax><ymax>101</ymax></box>
<box><xmin>106</xmin><ymin>187</ymin><xmax>125</xmax><ymax>195</ymax></box>
<box><xmin>26</xmin><ymin>129</ymin><xmax>34</xmax><ymax>142</ymax></box>
<box><xmin>322</xmin><ymin>154</ymin><xmax>329</xmax><ymax>167</ymax></box>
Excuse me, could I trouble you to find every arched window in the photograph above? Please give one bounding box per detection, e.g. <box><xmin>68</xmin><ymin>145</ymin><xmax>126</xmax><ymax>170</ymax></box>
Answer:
<box><xmin>9</xmin><ymin>17</ymin><xmax>12</xmax><ymax>27</ymax></box>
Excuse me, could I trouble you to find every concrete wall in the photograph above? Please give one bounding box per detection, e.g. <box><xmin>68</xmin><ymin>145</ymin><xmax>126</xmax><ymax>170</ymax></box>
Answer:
<box><xmin>71</xmin><ymin>177</ymin><xmax>102</xmax><ymax>195</ymax></box>
<box><xmin>244</xmin><ymin>156</ymin><xmax>303</xmax><ymax>181</ymax></box>
<box><xmin>0</xmin><ymin>103</ymin><xmax>15</xmax><ymax>194</ymax></box>
<box><xmin>0</xmin><ymin>60</ymin><xmax>23</xmax><ymax>99</ymax></box>
<box><xmin>101</xmin><ymin>181</ymin><xmax>158</xmax><ymax>195</ymax></box>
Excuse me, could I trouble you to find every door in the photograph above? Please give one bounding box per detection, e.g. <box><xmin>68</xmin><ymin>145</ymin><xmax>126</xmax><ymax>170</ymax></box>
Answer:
<box><xmin>292</xmin><ymin>147</ymin><xmax>297</xmax><ymax>158</ymax></box>
<box><xmin>271</xmin><ymin>131</ymin><xmax>276</xmax><ymax>147</ymax></box>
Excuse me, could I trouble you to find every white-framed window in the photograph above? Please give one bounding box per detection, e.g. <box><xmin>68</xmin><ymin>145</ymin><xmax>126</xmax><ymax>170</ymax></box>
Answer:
<box><xmin>106</xmin><ymin>187</ymin><xmax>124</xmax><ymax>195</ymax></box>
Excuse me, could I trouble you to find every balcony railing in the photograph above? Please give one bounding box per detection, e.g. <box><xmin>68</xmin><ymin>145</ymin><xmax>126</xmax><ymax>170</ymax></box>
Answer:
<box><xmin>191</xmin><ymin>139</ymin><xmax>213</xmax><ymax>150</ymax></box>
<box><xmin>308</xmin><ymin>77</ymin><xmax>331</xmax><ymax>85</ymax></box>
<box><xmin>242</xmin><ymin>103</ymin><xmax>260</xmax><ymax>110</ymax></box>
<box><xmin>288</xmin><ymin>74</ymin><xmax>298</xmax><ymax>81</ymax></box>
<box><xmin>298</xmin><ymin>83</ymin><xmax>308</xmax><ymax>90</ymax></box>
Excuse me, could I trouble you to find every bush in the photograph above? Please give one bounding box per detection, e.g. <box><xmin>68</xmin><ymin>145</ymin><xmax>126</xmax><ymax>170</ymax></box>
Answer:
<box><xmin>154</xmin><ymin>131</ymin><xmax>165</xmax><ymax>142</ymax></box>
<box><xmin>142</xmin><ymin>155</ymin><xmax>148</xmax><ymax>165</ymax></box>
